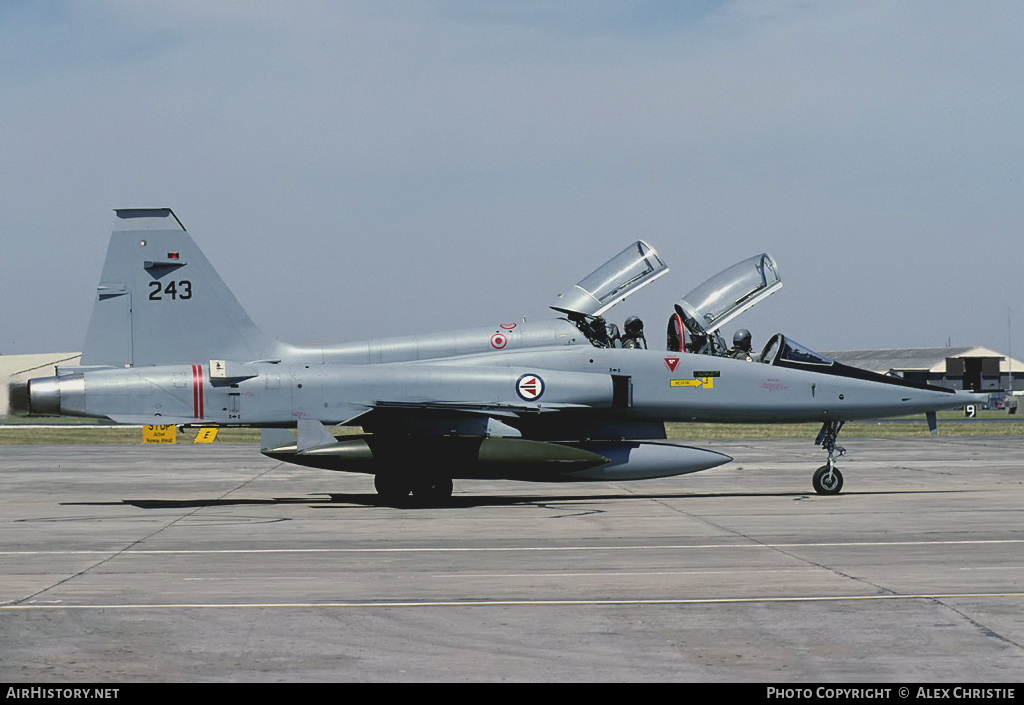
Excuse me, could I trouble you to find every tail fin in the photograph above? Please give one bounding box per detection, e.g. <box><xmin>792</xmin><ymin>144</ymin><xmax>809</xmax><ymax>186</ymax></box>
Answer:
<box><xmin>81</xmin><ymin>209</ymin><xmax>281</xmax><ymax>367</ymax></box>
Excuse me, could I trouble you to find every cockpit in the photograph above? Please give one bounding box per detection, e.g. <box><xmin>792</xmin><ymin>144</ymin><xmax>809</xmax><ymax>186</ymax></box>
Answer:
<box><xmin>758</xmin><ymin>333</ymin><xmax>834</xmax><ymax>367</ymax></box>
<box><xmin>553</xmin><ymin>245</ymin><xmax>790</xmax><ymax>356</ymax></box>
<box><xmin>551</xmin><ymin>243</ymin><xmax>953</xmax><ymax>393</ymax></box>
<box><xmin>553</xmin><ymin>244</ymin><xmax>833</xmax><ymax>368</ymax></box>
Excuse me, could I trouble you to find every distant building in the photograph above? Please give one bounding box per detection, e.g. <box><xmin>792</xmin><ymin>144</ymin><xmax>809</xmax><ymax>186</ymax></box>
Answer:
<box><xmin>823</xmin><ymin>347</ymin><xmax>1023</xmax><ymax>395</ymax></box>
<box><xmin>1</xmin><ymin>353</ymin><xmax>81</xmax><ymax>387</ymax></box>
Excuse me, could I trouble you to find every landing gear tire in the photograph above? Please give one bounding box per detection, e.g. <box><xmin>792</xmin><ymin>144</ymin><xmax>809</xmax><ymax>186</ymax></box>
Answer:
<box><xmin>812</xmin><ymin>464</ymin><xmax>844</xmax><ymax>495</ymax></box>
<box><xmin>412</xmin><ymin>477</ymin><xmax>454</xmax><ymax>506</ymax></box>
<box><xmin>374</xmin><ymin>473</ymin><xmax>412</xmax><ymax>504</ymax></box>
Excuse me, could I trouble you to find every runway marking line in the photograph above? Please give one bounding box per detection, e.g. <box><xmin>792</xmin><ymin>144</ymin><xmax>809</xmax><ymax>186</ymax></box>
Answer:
<box><xmin>172</xmin><ymin>569</ymin><xmax>826</xmax><ymax>581</ymax></box>
<box><xmin>2</xmin><ymin>538</ymin><xmax>1022</xmax><ymax>556</ymax></box>
<box><xmin>3</xmin><ymin>592</ymin><xmax>1023</xmax><ymax>611</ymax></box>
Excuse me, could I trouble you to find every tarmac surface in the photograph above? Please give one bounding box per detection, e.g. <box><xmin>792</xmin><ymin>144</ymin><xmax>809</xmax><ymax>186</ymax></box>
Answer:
<box><xmin>1</xmin><ymin>436</ymin><xmax>1022</xmax><ymax>682</ymax></box>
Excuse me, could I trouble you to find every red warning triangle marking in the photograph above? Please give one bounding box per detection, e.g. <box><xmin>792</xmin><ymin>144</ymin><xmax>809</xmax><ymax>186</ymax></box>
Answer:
<box><xmin>664</xmin><ymin>357</ymin><xmax>680</xmax><ymax>372</ymax></box>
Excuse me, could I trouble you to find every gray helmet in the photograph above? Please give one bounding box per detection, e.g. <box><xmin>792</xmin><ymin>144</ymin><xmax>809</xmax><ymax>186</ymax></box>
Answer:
<box><xmin>624</xmin><ymin>316</ymin><xmax>644</xmax><ymax>337</ymax></box>
<box><xmin>733</xmin><ymin>329</ymin><xmax>752</xmax><ymax>351</ymax></box>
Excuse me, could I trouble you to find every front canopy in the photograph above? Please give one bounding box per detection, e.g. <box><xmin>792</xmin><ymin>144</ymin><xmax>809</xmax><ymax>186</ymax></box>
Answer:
<box><xmin>676</xmin><ymin>253</ymin><xmax>782</xmax><ymax>336</ymax></box>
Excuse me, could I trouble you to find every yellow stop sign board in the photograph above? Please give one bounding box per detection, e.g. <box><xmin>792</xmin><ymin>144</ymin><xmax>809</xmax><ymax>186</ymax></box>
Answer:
<box><xmin>143</xmin><ymin>425</ymin><xmax>177</xmax><ymax>444</ymax></box>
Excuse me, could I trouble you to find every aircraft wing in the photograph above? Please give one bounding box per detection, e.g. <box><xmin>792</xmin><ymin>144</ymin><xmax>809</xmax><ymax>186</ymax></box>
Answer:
<box><xmin>345</xmin><ymin>399</ymin><xmax>597</xmax><ymax>438</ymax></box>
<box><xmin>360</xmin><ymin>399</ymin><xmax>592</xmax><ymax>415</ymax></box>
<box><xmin>106</xmin><ymin>414</ymin><xmax>204</xmax><ymax>426</ymax></box>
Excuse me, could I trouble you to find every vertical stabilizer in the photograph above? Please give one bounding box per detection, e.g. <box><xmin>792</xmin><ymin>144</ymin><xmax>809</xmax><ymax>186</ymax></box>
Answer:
<box><xmin>81</xmin><ymin>209</ymin><xmax>281</xmax><ymax>367</ymax></box>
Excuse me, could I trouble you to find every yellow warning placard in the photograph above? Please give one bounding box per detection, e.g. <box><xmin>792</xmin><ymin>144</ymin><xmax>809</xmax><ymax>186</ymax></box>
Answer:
<box><xmin>194</xmin><ymin>428</ymin><xmax>219</xmax><ymax>444</ymax></box>
<box><xmin>670</xmin><ymin>377</ymin><xmax>715</xmax><ymax>389</ymax></box>
<box><xmin>143</xmin><ymin>425</ymin><xmax>177</xmax><ymax>444</ymax></box>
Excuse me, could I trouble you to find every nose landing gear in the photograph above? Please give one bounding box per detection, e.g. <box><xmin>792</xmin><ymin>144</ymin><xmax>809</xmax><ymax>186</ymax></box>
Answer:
<box><xmin>812</xmin><ymin>420</ymin><xmax>846</xmax><ymax>495</ymax></box>
<box><xmin>812</xmin><ymin>463</ymin><xmax>844</xmax><ymax>494</ymax></box>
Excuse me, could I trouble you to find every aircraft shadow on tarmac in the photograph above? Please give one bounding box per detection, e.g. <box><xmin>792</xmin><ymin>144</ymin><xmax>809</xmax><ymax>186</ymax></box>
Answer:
<box><xmin>63</xmin><ymin>488</ymin><xmax>970</xmax><ymax>511</ymax></box>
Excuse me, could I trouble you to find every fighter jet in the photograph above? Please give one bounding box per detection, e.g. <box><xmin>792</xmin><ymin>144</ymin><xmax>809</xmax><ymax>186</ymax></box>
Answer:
<box><xmin>9</xmin><ymin>209</ymin><xmax>980</xmax><ymax>503</ymax></box>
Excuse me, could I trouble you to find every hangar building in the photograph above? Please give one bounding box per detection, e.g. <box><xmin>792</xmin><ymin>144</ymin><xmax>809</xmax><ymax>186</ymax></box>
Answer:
<box><xmin>824</xmin><ymin>346</ymin><xmax>1023</xmax><ymax>396</ymax></box>
<box><xmin>1</xmin><ymin>353</ymin><xmax>81</xmax><ymax>387</ymax></box>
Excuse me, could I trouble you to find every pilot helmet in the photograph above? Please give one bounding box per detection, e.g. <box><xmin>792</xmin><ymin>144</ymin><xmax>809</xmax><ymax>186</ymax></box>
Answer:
<box><xmin>733</xmin><ymin>328</ymin><xmax>752</xmax><ymax>351</ymax></box>
<box><xmin>624</xmin><ymin>316</ymin><xmax>644</xmax><ymax>337</ymax></box>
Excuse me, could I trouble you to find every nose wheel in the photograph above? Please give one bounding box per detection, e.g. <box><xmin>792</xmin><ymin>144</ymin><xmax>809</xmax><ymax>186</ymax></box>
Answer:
<box><xmin>813</xmin><ymin>420</ymin><xmax>846</xmax><ymax>495</ymax></box>
<box><xmin>812</xmin><ymin>463</ymin><xmax>844</xmax><ymax>495</ymax></box>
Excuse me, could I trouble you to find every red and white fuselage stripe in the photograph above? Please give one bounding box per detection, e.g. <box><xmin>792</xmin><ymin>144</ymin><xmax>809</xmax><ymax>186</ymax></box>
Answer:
<box><xmin>191</xmin><ymin>364</ymin><xmax>205</xmax><ymax>420</ymax></box>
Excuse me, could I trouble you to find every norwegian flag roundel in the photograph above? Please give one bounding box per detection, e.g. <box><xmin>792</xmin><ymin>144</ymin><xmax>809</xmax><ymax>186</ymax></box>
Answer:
<box><xmin>515</xmin><ymin>373</ymin><xmax>545</xmax><ymax>401</ymax></box>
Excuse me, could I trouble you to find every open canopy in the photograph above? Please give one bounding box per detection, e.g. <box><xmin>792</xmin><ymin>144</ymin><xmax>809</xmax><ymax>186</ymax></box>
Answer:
<box><xmin>676</xmin><ymin>253</ymin><xmax>782</xmax><ymax>336</ymax></box>
<box><xmin>552</xmin><ymin>240</ymin><xmax>668</xmax><ymax>317</ymax></box>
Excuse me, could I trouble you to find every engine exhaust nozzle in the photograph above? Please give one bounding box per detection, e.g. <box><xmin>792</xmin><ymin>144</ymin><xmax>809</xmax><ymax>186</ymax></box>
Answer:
<box><xmin>7</xmin><ymin>382</ymin><xmax>30</xmax><ymax>416</ymax></box>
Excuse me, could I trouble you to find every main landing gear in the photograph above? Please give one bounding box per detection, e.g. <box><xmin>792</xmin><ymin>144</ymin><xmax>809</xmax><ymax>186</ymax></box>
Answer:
<box><xmin>812</xmin><ymin>420</ymin><xmax>846</xmax><ymax>495</ymax></box>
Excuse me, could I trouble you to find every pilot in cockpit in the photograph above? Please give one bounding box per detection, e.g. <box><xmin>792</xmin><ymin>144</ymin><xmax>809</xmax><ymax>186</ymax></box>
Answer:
<box><xmin>620</xmin><ymin>316</ymin><xmax>647</xmax><ymax>349</ymax></box>
<box><xmin>729</xmin><ymin>329</ymin><xmax>754</xmax><ymax>361</ymax></box>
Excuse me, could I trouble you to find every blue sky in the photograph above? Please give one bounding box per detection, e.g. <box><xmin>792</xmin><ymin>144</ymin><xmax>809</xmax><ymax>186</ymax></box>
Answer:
<box><xmin>2</xmin><ymin>1</ymin><xmax>1022</xmax><ymax>357</ymax></box>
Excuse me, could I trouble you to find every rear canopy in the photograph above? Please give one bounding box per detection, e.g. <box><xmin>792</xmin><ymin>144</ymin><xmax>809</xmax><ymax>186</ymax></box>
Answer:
<box><xmin>552</xmin><ymin>240</ymin><xmax>668</xmax><ymax>317</ymax></box>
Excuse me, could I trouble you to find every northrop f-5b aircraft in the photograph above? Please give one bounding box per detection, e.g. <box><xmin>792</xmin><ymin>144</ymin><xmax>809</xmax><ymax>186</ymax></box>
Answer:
<box><xmin>10</xmin><ymin>209</ymin><xmax>980</xmax><ymax>503</ymax></box>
